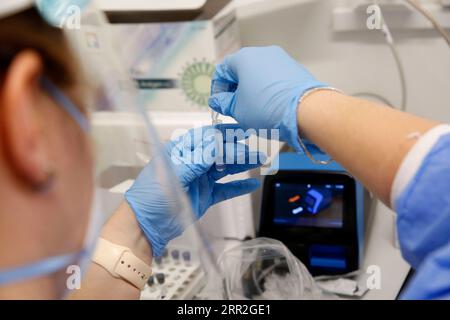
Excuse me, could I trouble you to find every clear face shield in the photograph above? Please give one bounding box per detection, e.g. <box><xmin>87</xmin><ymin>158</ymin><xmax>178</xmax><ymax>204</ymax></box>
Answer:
<box><xmin>0</xmin><ymin>0</ymin><xmax>223</xmax><ymax>297</ymax></box>
<box><xmin>41</xmin><ymin>0</ymin><xmax>230</xmax><ymax>298</ymax></box>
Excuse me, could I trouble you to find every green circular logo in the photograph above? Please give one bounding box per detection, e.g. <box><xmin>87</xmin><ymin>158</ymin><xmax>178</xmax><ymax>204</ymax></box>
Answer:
<box><xmin>180</xmin><ymin>59</ymin><xmax>215</xmax><ymax>107</ymax></box>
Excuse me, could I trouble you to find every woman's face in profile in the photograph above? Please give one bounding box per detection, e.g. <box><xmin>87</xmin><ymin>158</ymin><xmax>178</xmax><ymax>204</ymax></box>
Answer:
<box><xmin>44</xmin><ymin>77</ymin><xmax>96</xmax><ymax>250</ymax></box>
<box><xmin>1</xmin><ymin>48</ymin><xmax>96</xmax><ymax>256</ymax></box>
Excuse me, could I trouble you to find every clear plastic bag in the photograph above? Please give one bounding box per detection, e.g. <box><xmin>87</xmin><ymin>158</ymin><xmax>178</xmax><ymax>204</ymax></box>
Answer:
<box><xmin>217</xmin><ymin>238</ymin><xmax>326</xmax><ymax>300</ymax></box>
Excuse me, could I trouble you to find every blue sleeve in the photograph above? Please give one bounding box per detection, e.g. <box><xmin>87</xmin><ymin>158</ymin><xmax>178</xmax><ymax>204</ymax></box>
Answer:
<box><xmin>394</xmin><ymin>133</ymin><xmax>450</xmax><ymax>269</ymax></box>
<box><xmin>401</xmin><ymin>242</ymin><xmax>450</xmax><ymax>299</ymax></box>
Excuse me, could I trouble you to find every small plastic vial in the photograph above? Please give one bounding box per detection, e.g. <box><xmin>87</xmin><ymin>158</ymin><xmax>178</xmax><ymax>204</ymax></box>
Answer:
<box><xmin>155</xmin><ymin>273</ymin><xmax>165</xmax><ymax>285</ymax></box>
<box><xmin>182</xmin><ymin>251</ymin><xmax>191</xmax><ymax>265</ymax></box>
<box><xmin>211</xmin><ymin>79</ymin><xmax>238</xmax><ymax>95</ymax></box>
<box><xmin>171</xmin><ymin>249</ymin><xmax>180</xmax><ymax>263</ymax></box>
<box><xmin>154</xmin><ymin>257</ymin><xmax>163</xmax><ymax>265</ymax></box>
<box><xmin>211</xmin><ymin>112</ymin><xmax>226</xmax><ymax>172</ymax></box>
<box><xmin>147</xmin><ymin>275</ymin><xmax>155</xmax><ymax>286</ymax></box>
<box><xmin>210</xmin><ymin>79</ymin><xmax>238</xmax><ymax>174</ymax></box>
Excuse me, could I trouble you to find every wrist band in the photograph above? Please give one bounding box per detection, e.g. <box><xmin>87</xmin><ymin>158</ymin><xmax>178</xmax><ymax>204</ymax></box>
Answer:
<box><xmin>297</xmin><ymin>87</ymin><xmax>343</xmax><ymax>165</ymax></box>
<box><xmin>92</xmin><ymin>238</ymin><xmax>152</xmax><ymax>290</ymax></box>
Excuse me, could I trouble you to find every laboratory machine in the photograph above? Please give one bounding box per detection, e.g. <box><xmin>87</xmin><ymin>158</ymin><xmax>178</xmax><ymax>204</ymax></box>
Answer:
<box><xmin>259</xmin><ymin>152</ymin><xmax>365</xmax><ymax>276</ymax></box>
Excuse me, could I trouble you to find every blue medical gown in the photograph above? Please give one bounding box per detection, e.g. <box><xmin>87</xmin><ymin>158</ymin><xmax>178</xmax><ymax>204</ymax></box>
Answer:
<box><xmin>394</xmin><ymin>133</ymin><xmax>450</xmax><ymax>299</ymax></box>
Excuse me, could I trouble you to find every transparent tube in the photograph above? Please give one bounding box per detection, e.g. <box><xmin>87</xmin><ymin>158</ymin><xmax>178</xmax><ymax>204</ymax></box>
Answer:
<box><xmin>211</xmin><ymin>111</ymin><xmax>226</xmax><ymax>172</ymax></box>
<box><xmin>210</xmin><ymin>78</ymin><xmax>238</xmax><ymax>173</ymax></box>
<box><xmin>211</xmin><ymin>79</ymin><xmax>238</xmax><ymax>95</ymax></box>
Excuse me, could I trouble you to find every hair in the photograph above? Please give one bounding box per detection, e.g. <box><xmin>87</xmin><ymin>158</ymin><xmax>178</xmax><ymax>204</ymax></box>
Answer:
<box><xmin>0</xmin><ymin>7</ymin><xmax>77</xmax><ymax>88</ymax></box>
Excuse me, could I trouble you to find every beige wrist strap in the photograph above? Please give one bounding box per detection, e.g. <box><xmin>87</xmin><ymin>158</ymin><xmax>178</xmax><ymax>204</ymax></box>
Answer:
<box><xmin>92</xmin><ymin>238</ymin><xmax>152</xmax><ymax>290</ymax></box>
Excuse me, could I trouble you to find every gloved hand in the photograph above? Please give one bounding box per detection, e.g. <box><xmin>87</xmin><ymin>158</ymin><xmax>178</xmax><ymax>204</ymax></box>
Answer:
<box><xmin>125</xmin><ymin>124</ymin><xmax>266</xmax><ymax>256</ymax></box>
<box><xmin>208</xmin><ymin>46</ymin><xmax>330</xmax><ymax>152</ymax></box>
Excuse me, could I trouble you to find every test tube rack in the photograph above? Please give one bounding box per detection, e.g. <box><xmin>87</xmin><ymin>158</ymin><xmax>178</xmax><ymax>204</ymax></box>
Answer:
<box><xmin>140</xmin><ymin>246</ymin><xmax>206</xmax><ymax>300</ymax></box>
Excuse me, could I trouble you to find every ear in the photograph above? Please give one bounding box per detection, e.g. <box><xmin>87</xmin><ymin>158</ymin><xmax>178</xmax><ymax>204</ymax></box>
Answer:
<box><xmin>0</xmin><ymin>50</ymin><xmax>52</xmax><ymax>189</ymax></box>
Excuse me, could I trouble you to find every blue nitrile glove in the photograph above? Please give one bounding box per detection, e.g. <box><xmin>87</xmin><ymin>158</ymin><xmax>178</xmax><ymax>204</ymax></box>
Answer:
<box><xmin>125</xmin><ymin>124</ymin><xmax>266</xmax><ymax>256</ymax></box>
<box><xmin>208</xmin><ymin>46</ymin><xmax>330</xmax><ymax>152</ymax></box>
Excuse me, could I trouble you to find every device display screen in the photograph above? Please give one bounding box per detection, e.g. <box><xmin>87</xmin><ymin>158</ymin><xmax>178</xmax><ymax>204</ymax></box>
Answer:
<box><xmin>273</xmin><ymin>183</ymin><xmax>344</xmax><ymax>228</ymax></box>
